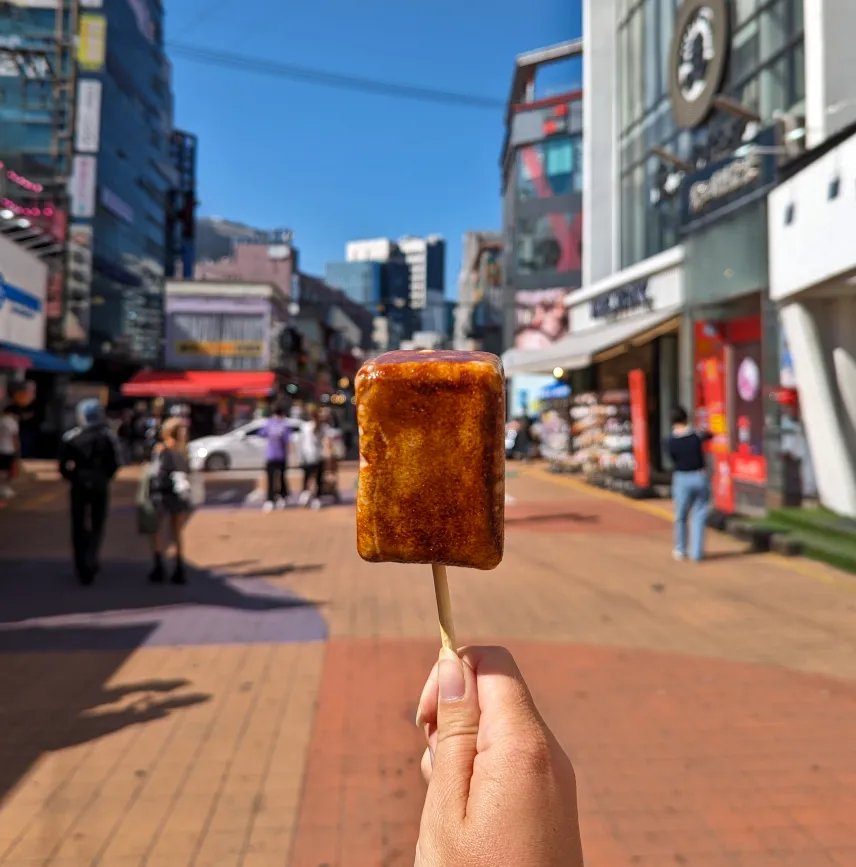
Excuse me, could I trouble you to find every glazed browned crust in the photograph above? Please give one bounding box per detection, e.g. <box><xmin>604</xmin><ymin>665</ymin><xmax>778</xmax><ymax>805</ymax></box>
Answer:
<box><xmin>356</xmin><ymin>350</ymin><xmax>505</xmax><ymax>570</ymax></box>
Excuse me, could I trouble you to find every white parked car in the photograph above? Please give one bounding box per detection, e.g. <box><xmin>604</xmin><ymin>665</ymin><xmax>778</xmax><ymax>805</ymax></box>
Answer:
<box><xmin>189</xmin><ymin>418</ymin><xmax>303</xmax><ymax>472</ymax></box>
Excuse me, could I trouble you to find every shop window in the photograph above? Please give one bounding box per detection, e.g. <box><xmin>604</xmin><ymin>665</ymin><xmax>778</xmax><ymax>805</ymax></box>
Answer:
<box><xmin>730</xmin><ymin>19</ymin><xmax>760</xmax><ymax>85</ymax></box>
<box><xmin>643</xmin><ymin>0</ymin><xmax>660</xmax><ymax>110</ymax></box>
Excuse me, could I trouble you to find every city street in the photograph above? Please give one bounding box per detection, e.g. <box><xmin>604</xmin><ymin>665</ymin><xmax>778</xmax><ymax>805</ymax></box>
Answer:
<box><xmin>1</xmin><ymin>464</ymin><xmax>855</xmax><ymax>867</ymax></box>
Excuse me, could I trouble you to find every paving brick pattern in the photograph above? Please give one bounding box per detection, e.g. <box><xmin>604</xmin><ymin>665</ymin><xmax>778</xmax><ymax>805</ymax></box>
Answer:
<box><xmin>1</xmin><ymin>464</ymin><xmax>855</xmax><ymax>866</ymax></box>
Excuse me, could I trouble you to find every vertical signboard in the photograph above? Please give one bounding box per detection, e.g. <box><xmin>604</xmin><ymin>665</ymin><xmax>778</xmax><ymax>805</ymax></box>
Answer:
<box><xmin>69</xmin><ymin>155</ymin><xmax>97</xmax><ymax>218</ymax></box>
<box><xmin>77</xmin><ymin>14</ymin><xmax>106</xmax><ymax>71</ymax></box>
<box><xmin>628</xmin><ymin>369</ymin><xmax>651</xmax><ymax>489</ymax></box>
<box><xmin>74</xmin><ymin>79</ymin><xmax>102</xmax><ymax>153</ymax></box>
<box><xmin>64</xmin><ymin>223</ymin><xmax>94</xmax><ymax>342</ymax></box>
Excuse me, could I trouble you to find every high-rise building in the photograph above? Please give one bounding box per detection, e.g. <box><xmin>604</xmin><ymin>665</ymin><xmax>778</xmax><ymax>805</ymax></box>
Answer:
<box><xmin>324</xmin><ymin>261</ymin><xmax>382</xmax><ymax>308</ymax></box>
<box><xmin>344</xmin><ymin>235</ymin><xmax>446</xmax><ymax>312</ymax></box>
<box><xmin>397</xmin><ymin>235</ymin><xmax>445</xmax><ymax>310</ymax></box>
<box><xmin>1</xmin><ymin>0</ymin><xmax>176</xmax><ymax>367</ymax></box>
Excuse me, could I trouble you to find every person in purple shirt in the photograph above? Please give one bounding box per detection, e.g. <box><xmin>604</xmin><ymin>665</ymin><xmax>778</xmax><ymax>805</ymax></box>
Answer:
<box><xmin>260</xmin><ymin>400</ymin><xmax>291</xmax><ymax>512</ymax></box>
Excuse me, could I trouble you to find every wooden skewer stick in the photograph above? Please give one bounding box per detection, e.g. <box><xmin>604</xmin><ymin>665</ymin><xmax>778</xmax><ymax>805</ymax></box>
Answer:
<box><xmin>432</xmin><ymin>563</ymin><xmax>457</xmax><ymax>654</ymax></box>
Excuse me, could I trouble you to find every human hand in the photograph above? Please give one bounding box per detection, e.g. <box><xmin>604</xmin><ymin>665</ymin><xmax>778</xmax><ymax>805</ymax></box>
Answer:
<box><xmin>414</xmin><ymin>646</ymin><xmax>585</xmax><ymax>867</ymax></box>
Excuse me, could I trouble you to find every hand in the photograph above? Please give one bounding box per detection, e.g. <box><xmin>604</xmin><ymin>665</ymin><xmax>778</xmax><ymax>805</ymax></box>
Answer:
<box><xmin>414</xmin><ymin>646</ymin><xmax>585</xmax><ymax>867</ymax></box>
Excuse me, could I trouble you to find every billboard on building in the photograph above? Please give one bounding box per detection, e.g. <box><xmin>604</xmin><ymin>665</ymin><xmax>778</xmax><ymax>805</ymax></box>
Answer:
<box><xmin>75</xmin><ymin>79</ymin><xmax>102</xmax><ymax>153</ymax></box>
<box><xmin>513</xmin><ymin>288</ymin><xmax>569</xmax><ymax>351</ymax></box>
<box><xmin>0</xmin><ymin>234</ymin><xmax>47</xmax><ymax>351</ymax></box>
<box><xmin>165</xmin><ymin>295</ymin><xmax>271</xmax><ymax>370</ymax></box>
<box><xmin>64</xmin><ymin>223</ymin><xmax>93</xmax><ymax>342</ymax></box>
<box><xmin>70</xmin><ymin>155</ymin><xmax>97</xmax><ymax>218</ymax></box>
<box><xmin>77</xmin><ymin>14</ymin><xmax>106</xmax><ymax>71</ymax></box>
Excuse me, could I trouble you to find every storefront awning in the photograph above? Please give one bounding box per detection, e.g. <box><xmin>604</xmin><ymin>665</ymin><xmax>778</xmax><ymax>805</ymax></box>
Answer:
<box><xmin>0</xmin><ymin>343</ymin><xmax>74</xmax><ymax>373</ymax></box>
<box><xmin>502</xmin><ymin>306</ymin><xmax>682</xmax><ymax>375</ymax></box>
<box><xmin>122</xmin><ymin>370</ymin><xmax>276</xmax><ymax>399</ymax></box>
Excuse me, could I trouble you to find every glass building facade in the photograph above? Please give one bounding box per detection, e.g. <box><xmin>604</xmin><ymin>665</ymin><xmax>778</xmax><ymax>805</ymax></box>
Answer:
<box><xmin>88</xmin><ymin>0</ymin><xmax>173</xmax><ymax>363</ymax></box>
<box><xmin>618</xmin><ymin>0</ymin><xmax>804</xmax><ymax>267</ymax></box>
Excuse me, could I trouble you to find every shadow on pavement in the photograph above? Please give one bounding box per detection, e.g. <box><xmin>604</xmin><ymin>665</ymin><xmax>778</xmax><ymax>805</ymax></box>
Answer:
<box><xmin>0</xmin><ymin>623</ymin><xmax>211</xmax><ymax>808</ymax></box>
<box><xmin>0</xmin><ymin>557</ymin><xmax>329</xmax><ymax>650</ymax></box>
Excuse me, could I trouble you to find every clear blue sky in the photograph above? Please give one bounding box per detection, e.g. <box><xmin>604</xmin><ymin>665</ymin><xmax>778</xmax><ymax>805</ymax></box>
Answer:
<box><xmin>166</xmin><ymin>0</ymin><xmax>582</xmax><ymax>298</ymax></box>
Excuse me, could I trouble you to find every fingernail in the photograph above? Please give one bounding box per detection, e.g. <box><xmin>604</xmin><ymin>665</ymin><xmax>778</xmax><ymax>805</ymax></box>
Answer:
<box><xmin>438</xmin><ymin>648</ymin><xmax>465</xmax><ymax>701</ymax></box>
<box><xmin>415</xmin><ymin>707</ymin><xmax>424</xmax><ymax>728</ymax></box>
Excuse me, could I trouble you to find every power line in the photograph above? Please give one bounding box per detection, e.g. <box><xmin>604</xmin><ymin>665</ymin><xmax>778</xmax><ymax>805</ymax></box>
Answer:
<box><xmin>166</xmin><ymin>41</ymin><xmax>506</xmax><ymax>110</ymax></box>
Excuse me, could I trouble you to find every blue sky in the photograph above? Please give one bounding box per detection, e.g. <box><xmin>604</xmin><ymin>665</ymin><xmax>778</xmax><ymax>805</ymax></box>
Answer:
<box><xmin>166</xmin><ymin>0</ymin><xmax>582</xmax><ymax>298</ymax></box>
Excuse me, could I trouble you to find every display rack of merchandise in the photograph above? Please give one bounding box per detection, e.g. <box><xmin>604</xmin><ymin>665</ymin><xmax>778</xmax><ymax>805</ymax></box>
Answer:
<box><xmin>568</xmin><ymin>390</ymin><xmax>637</xmax><ymax>490</ymax></box>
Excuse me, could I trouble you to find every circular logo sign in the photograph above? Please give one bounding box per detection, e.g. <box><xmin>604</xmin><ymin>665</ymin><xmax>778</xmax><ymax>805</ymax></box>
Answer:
<box><xmin>737</xmin><ymin>357</ymin><xmax>760</xmax><ymax>402</ymax></box>
<box><xmin>668</xmin><ymin>0</ymin><xmax>730</xmax><ymax>130</ymax></box>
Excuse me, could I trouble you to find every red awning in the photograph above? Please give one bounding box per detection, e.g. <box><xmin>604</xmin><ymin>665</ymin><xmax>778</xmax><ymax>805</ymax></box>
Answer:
<box><xmin>122</xmin><ymin>370</ymin><xmax>275</xmax><ymax>399</ymax></box>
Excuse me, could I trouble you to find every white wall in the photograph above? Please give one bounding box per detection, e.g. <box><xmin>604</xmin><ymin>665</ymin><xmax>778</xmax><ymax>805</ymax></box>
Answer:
<box><xmin>582</xmin><ymin>0</ymin><xmax>618</xmax><ymax>286</ymax></box>
<box><xmin>345</xmin><ymin>238</ymin><xmax>393</xmax><ymax>263</ymax></box>
<box><xmin>804</xmin><ymin>0</ymin><xmax>856</xmax><ymax>149</ymax></box>
<box><xmin>769</xmin><ymin>131</ymin><xmax>856</xmax><ymax>302</ymax></box>
<box><xmin>0</xmin><ymin>234</ymin><xmax>48</xmax><ymax>351</ymax></box>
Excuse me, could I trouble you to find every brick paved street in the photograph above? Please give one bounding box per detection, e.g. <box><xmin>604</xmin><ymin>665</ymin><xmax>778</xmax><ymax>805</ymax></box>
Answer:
<box><xmin>1</xmin><ymin>464</ymin><xmax>855</xmax><ymax>866</ymax></box>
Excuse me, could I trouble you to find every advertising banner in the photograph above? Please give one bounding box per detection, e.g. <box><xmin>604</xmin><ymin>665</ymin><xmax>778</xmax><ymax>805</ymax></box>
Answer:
<box><xmin>75</xmin><ymin>79</ymin><xmax>102</xmax><ymax>153</ymax></box>
<box><xmin>514</xmin><ymin>288</ymin><xmax>569</xmax><ymax>351</ymax></box>
<box><xmin>165</xmin><ymin>309</ymin><xmax>270</xmax><ymax>370</ymax></box>
<box><xmin>0</xmin><ymin>275</ymin><xmax>45</xmax><ymax>351</ymax></box>
<box><xmin>70</xmin><ymin>155</ymin><xmax>97</xmax><ymax>218</ymax></box>
<box><xmin>64</xmin><ymin>223</ymin><xmax>93</xmax><ymax>342</ymax></box>
<box><xmin>77</xmin><ymin>15</ymin><xmax>106</xmax><ymax>71</ymax></box>
<box><xmin>628</xmin><ymin>369</ymin><xmax>650</xmax><ymax>489</ymax></box>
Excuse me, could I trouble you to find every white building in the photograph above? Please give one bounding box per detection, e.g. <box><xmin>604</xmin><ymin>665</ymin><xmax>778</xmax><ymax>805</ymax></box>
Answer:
<box><xmin>345</xmin><ymin>238</ymin><xmax>396</xmax><ymax>264</ymax></box>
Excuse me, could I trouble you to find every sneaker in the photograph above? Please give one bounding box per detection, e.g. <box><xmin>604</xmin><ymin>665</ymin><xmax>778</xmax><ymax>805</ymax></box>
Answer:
<box><xmin>298</xmin><ymin>490</ymin><xmax>311</xmax><ymax>507</ymax></box>
<box><xmin>275</xmin><ymin>497</ymin><xmax>287</xmax><ymax>510</ymax></box>
<box><xmin>672</xmin><ymin>550</ymin><xmax>685</xmax><ymax>561</ymax></box>
<box><xmin>262</xmin><ymin>501</ymin><xmax>275</xmax><ymax>513</ymax></box>
<box><xmin>310</xmin><ymin>497</ymin><xmax>322</xmax><ymax>510</ymax></box>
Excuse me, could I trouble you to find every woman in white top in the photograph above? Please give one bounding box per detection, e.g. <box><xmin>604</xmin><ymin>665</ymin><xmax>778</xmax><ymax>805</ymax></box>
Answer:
<box><xmin>297</xmin><ymin>405</ymin><xmax>329</xmax><ymax>508</ymax></box>
<box><xmin>0</xmin><ymin>401</ymin><xmax>20</xmax><ymax>502</ymax></box>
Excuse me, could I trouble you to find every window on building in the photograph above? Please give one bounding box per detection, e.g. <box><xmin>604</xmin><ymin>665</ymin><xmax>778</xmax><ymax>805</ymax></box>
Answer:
<box><xmin>617</xmin><ymin>0</ymin><xmax>804</xmax><ymax>269</ymax></box>
<box><xmin>514</xmin><ymin>210</ymin><xmax>582</xmax><ymax>277</ymax></box>
<box><xmin>516</xmin><ymin>135</ymin><xmax>582</xmax><ymax>200</ymax></box>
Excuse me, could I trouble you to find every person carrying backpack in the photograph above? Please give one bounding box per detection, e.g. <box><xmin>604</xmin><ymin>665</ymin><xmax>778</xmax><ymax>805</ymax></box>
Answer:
<box><xmin>58</xmin><ymin>399</ymin><xmax>123</xmax><ymax>584</ymax></box>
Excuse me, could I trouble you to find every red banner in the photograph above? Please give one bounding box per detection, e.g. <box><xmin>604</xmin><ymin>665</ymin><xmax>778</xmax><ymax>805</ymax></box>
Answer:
<box><xmin>628</xmin><ymin>369</ymin><xmax>650</xmax><ymax>489</ymax></box>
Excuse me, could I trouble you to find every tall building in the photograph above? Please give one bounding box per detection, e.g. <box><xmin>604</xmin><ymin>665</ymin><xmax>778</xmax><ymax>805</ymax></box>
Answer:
<box><xmin>164</xmin><ymin>131</ymin><xmax>198</xmax><ymax>280</ymax></box>
<box><xmin>397</xmin><ymin>235</ymin><xmax>445</xmax><ymax>310</ymax></box>
<box><xmin>1</xmin><ymin>0</ymin><xmax>175</xmax><ymax>368</ymax></box>
<box><xmin>324</xmin><ymin>261</ymin><xmax>382</xmax><ymax>308</ymax></box>
<box><xmin>345</xmin><ymin>234</ymin><xmax>446</xmax><ymax>312</ymax></box>
<box><xmin>499</xmin><ymin>41</ymin><xmax>583</xmax><ymax>357</ymax></box>
<box><xmin>455</xmin><ymin>231</ymin><xmax>503</xmax><ymax>353</ymax></box>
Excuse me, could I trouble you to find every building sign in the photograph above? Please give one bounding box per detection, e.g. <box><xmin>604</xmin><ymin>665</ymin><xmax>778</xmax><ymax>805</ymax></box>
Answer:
<box><xmin>77</xmin><ymin>14</ymin><xmax>106</xmax><ymax>71</ymax></box>
<box><xmin>514</xmin><ymin>289</ymin><xmax>569</xmax><ymax>351</ymax></box>
<box><xmin>0</xmin><ymin>275</ymin><xmax>44</xmax><ymax>351</ymax></box>
<box><xmin>64</xmin><ymin>223</ymin><xmax>93</xmax><ymax>343</ymax></box>
<box><xmin>668</xmin><ymin>0</ymin><xmax>729</xmax><ymax>130</ymax></box>
<box><xmin>69</xmin><ymin>155</ymin><xmax>97</xmax><ymax>218</ymax></box>
<box><xmin>590</xmin><ymin>279</ymin><xmax>650</xmax><ymax>319</ymax></box>
<box><xmin>679</xmin><ymin>127</ymin><xmax>778</xmax><ymax>230</ymax></box>
<box><xmin>175</xmin><ymin>340</ymin><xmax>264</xmax><ymax>357</ymax></box>
<box><xmin>74</xmin><ymin>79</ymin><xmax>102</xmax><ymax>153</ymax></box>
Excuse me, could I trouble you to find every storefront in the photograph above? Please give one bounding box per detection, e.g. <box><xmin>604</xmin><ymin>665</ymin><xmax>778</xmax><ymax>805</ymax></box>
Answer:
<box><xmin>1</xmin><ymin>234</ymin><xmax>74</xmax><ymax>454</ymax></box>
<box><xmin>503</xmin><ymin>246</ymin><xmax>685</xmax><ymax>490</ymax></box>
<box><xmin>768</xmin><ymin>124</ymin><xmax>856</xmax><ymax>519</ymax></box>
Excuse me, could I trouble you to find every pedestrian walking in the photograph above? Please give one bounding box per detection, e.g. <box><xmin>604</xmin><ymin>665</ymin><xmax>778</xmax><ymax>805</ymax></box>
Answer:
<box><xmin>297</xmin><ymin>405</ymin><xmax>329</xmax><ymax>509</ymax></box>
<box><xmin>0</xmin><ymin>400</ymin><xmax>20</xmax><ymax>504</ymax></box>
<box><xmin>260</xmin><ymin>400</ymin><xmax>291</xmax><ymax>512</ymax></box>
<box><xmin>58</xmin><ymin>399</ymin><xmax>123</xmax><ymax>584</ymax></box>
<box><xmin>667</xmin><ymin>406</ymin><xmax>712</xmax><ymax>562</ymax></box>
<box><xmin>320</xmin><ymin>407</ymin><xmax>345</xmax><ymax>504</ymax></box>
<box><xmin>147</xmin><ymin>416</ymin><xmax>196</xmax><ymax>584</ymax></box>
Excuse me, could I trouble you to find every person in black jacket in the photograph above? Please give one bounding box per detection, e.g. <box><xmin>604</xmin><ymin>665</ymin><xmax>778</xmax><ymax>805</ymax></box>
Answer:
<box><xmin>58</xmin><ymin>399</ymin><xmax>123</xmax><ymax>584</ymax></box>
<box><xmin>666</xmin><ymin>406</ymin><xmax>713</xmax><ymax>562</ymax></box>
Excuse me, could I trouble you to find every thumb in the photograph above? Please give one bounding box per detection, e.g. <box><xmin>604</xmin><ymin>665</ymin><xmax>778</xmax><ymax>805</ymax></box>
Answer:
<box><xmin>424</xmin><ymin>647</ymin><xmax>480</xmax><ymax>822</ymax></box>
